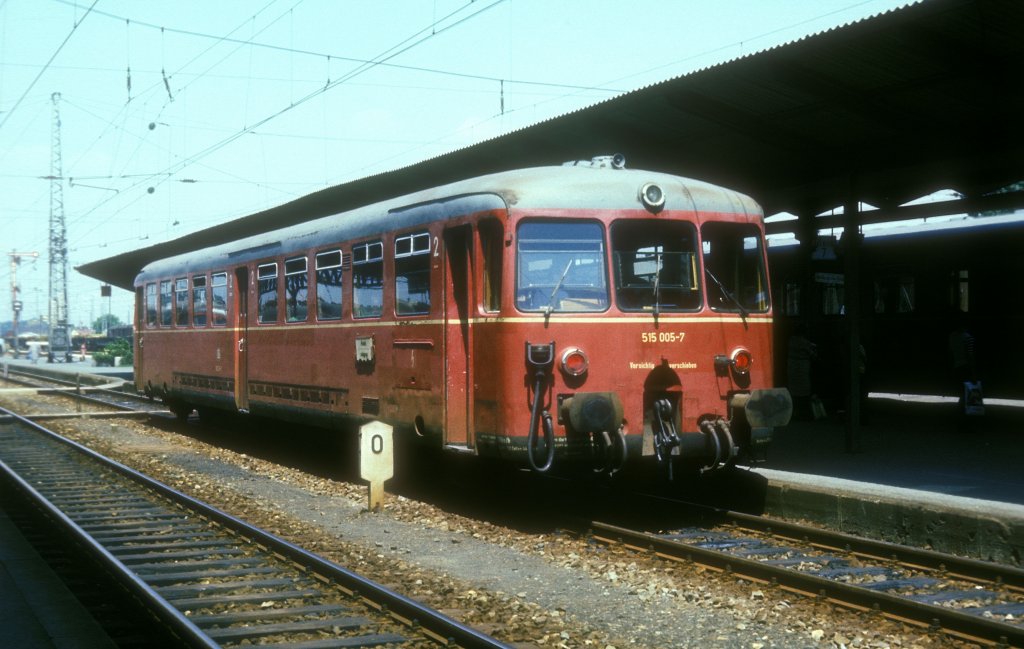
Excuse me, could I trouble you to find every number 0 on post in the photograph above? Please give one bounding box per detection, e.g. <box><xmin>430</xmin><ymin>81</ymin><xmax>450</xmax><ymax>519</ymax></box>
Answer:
<box><xmin>359</xmin><ymin>421</ymin><xmax>394</xmax><ymax>511</ymax></box>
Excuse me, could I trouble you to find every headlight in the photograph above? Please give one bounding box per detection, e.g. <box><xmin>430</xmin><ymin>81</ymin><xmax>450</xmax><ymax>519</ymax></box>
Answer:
<box><xmin>560</xmin><ymin>347</ymin><xmax>589</xmax><ymax>377</ymax></box>
<box><xmin>640</xmin><ymin>182</ymin><xmax>665</xmax><ymax>213</ymax></box>
<box><xmin>730</xmin><ymin>348</ymin><xmax>753</xmax><ymax>375</ymax></box>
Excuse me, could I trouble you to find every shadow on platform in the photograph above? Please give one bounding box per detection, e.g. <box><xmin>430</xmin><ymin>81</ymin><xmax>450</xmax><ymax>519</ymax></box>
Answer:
<box><xmin>759</xmin><ymin>394</ymin><xmax>1024</xmax><ymax>505</ymax></box>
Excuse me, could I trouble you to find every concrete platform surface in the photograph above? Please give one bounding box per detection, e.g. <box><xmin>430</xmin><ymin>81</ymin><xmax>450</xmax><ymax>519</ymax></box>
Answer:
<box><xmin>758</xmin><ymin>393</ymin><xmax>1024</xmax><ymax>505</ymax></box>
<box><xmin>0</xmin><ymin>508</ymin><xmax>117</xmax><ymax>648</ymax></box>
<box><xmin>750</xmin><ymin>394</ymin><xmax>1024</xmax><ymax>563</ymax></box>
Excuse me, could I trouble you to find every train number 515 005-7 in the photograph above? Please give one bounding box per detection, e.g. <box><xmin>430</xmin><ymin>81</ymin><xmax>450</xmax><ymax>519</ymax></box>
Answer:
<box><xmin>641</xmin><ymin>331</ymin><xmax>685</xmax><ymax>343</ymax></box>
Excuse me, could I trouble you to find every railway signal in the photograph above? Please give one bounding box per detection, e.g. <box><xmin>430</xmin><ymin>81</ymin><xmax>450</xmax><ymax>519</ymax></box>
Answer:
<box><xmin>7</xmin><ymin>250</ymin><xmax>39</xmax><ymax>357</ymax></box>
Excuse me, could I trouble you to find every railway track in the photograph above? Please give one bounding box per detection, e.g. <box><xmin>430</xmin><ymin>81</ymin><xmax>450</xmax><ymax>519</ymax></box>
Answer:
<box><xmin>0</xmin><ymin>364</ymin><xmax>164</xmax><ymax>415</ymax></box>
<box><xmin>0</xmin><ymin>405</ymin><xmax>509</xmax><ymax>648</ymax></box>
<box><xmin>7</xmin><ymin>363</ymin><xmax>1023</xmax><ymax>646</ymax></box>
<box><xmin>590</xmin><ymin>506</ymin><xmax>1024</xmax><ymax>647</ymax></box>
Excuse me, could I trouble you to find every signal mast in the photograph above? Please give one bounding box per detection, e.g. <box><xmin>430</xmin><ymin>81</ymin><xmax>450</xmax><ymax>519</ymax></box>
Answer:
<box><xmin>7</xmin><ymin>251</ymin><xmax>39</xmax><ymax>357</ymax></box>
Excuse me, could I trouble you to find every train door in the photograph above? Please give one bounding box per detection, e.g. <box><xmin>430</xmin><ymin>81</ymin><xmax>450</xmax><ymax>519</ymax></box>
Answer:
<box><xmin>443</xmin><ymin>225</ymin><xmax>473</xmax><ymax>447</ymax></box>
<box><xmin>233</xmin><ymin>267</ymin><xmax>250</xmax><ymax>412</ymax></box>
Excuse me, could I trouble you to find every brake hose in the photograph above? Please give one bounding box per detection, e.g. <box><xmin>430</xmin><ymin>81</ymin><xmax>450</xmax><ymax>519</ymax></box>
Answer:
<box><xmin>527</xmin><ymin>368</ymin><xmax>555</xmax><ymax>472</ymax></box>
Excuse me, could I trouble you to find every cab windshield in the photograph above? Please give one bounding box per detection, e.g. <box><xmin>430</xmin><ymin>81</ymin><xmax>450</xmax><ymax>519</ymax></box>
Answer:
<box><xmin>701</xmin><ymin>222</ymin><xmax>769</xmax><ymax>313</ymax></box>
<box><xmin>612</xmin><ymin>220</ymin><xmax>700</xmax><ymax>312</ymax></box>
<box><xmin>516</xmin><ymin>220</ymin><xmax>608</xmax><ymax>312</ymax></box>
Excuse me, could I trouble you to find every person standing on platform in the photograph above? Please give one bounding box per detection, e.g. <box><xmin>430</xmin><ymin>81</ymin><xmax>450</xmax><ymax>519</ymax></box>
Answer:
<box><xmin>787</xmin><ymin>324</ymin><xmax>818</xmax><ymax>420</ymax></box>
<box><xmin>948</xmin><ymin>315</ymin><xmax>981</xmax><ymax>430</ymax></box>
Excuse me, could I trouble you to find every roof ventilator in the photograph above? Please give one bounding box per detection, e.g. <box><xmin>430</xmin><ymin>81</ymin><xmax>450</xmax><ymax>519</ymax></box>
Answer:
<box><xmin>562</xmin><ymin>153</ymin><xmax>626</xmax><ymax>169</ymax></box>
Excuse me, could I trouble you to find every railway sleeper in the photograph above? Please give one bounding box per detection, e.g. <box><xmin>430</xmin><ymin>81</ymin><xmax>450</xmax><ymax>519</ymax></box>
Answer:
<box><xmin>202</xmin><ymin>616</ymin><xmax>378</xmax><ymax>642</ymax></box>
<box><xmin>906</xmin><ymin>588</ymin><xmax>1003</xmax><ymax>604</ymax></box>
<box><xmin>154</xmin><ymin>576</ymin><xmax>315</xmax><ymax>599</ymax></box>
<box><xmin>185</xmin><ymin>603</ymin><xmax>354</xmax><ymax>626</ymax></box>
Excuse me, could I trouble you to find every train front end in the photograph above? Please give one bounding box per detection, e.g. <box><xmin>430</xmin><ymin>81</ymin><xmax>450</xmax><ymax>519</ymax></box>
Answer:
<box><xmin>490</xmin><ymin>160</ymin><xmax>792</xmax><ymax>478</ymax></box>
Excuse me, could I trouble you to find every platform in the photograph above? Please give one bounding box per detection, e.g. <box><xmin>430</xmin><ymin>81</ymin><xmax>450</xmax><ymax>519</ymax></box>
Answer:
<box><xmin>760</xmin><ymin>392</ymin><xmax>1024</xmax><ymax>505</ymax></box>
<box><xmin>749</xmin><ymin>393</ymin><xmax>1024</xmax><ymax>563</ymax></box>
<box><xmin>0</xmin><ymin>507</ymin><xmax>117</xmax><ymax>648</ymax></box>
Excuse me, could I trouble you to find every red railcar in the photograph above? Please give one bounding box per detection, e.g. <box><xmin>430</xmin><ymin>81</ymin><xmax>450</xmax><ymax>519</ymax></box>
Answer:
<box><xmin>133</xmin><ymin>158</ymin><xmax>791</xmax><ymax>477</ymax></box>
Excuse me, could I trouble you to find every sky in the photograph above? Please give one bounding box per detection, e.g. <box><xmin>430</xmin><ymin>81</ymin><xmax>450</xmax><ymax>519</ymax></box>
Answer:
<box><xmin>0</xmin><ymin>0</ymin><xmax>912</xmax><ymax>331</ymax></box>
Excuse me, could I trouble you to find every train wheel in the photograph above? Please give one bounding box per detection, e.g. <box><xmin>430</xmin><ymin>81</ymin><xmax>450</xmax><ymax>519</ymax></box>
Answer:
<box><xmin>166</xmin><ymin>400</ymin><xmax>194</xmax><ymax>421</ymax></box>
<box><xmin>196</xmin><ymin>407</ymin><xmax>222</xmax><ymax>424</ymax></box>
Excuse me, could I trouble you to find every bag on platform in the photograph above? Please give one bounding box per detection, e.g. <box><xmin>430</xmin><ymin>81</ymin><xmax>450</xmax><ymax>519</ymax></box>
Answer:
<box><xmin>963</xmin><ymin>381</ymin><xmax>985</xmax><ymax>417</ymax></box>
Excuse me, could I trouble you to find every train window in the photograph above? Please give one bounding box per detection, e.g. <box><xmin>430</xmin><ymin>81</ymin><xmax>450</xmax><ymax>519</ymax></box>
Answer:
<box><xmin>612</xmin><ymin>220</ymin><xmax>700</xmax><ymax>312</ymax></box>
<box><xmin>192</xmin><ymin>275</ymin><xmax>208</xmax><ymax>327</ymax></box>
<box><xmin>822</xmin><ymin>283</ymin><xmax>844</xmax><ymax>315</ymax></box>
<box><xmin>353</xmin><ymin>241</ymin><xmax>383</xmax><ymax>319</ymax></box>
<box><xmin>701</xmin><ymin>222</ymin><xmax>770</xmax><ymax>313</ymax></box>
<box><xmin>257</xmin><ymin>262</ymin><xmax>279</xmax><ymax>324</ymax></box>
<box><xmin>874</xmin><ymin>273</ymin><xmax>916</xmax><ymax>314</ymax></box>
<box><xmin>315</xmin><ymin>250</ymin><xmax>343</xmax><ymax>320</ymax></box>
<box><xmin>211</xmin><ymin>272</ymin><xmax>228</xmax><ymax>326</ymax></box>
<box><xmin>160</xmin><ymin>280</ymin><xmax>173</xmax><ymax>326</ymax></box>
<box><xmin>480</xmin><ymin>219</ymin><xmax>503</xmax><ymax>312</ymax></box>
<box><xmin>783</xmin><ymin>281</ymin><xmax>801</xmax><ymax>316</ymax></box>
<box><xmin>175</xmin><ymin>278</ymin><xmax>189</xmax><ymax>326</ymax></box>
<box><xmin>899</xmin><ymin>277</ymin><xmax>916</xmax><ymax>313</ymax></box>
<box><xmin>872</xmin><ymin>280</ymin><xmax>885</xmax><ymax>314</ymax></box>
<box><xmin>145</xmin><ymin>283</ymin><xmax>157</xmax><ymax>328</ymax></box>
<box><xmin>395</xmin><ymin>232</ymin><xmax>431</xmax><ymax>316</ymax></box>
<box><xmin>285</xmin><ymin>256</ymin><xmax>308</xmax><ymax>322</ymax></box>
<box><xmin>516</xmin><ymin>221</ymin><xmax>608</xmax><ymax>312</ymax></box>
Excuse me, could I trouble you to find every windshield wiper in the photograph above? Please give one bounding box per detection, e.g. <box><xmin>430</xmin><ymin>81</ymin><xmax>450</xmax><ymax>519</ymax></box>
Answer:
<box><xmin>544</xmin><ymin>259</ymin><xmax>574</xmax><ymax>316</ymax></box>
<box><xmin>705</xmin><ymin>268</ymin><xmax>748</xmax><ymax>320</ymax></box>
<box><xmin>652</xmin><ymin>265</ymin><xmax>661</xmax><ymax>321</ymax></box>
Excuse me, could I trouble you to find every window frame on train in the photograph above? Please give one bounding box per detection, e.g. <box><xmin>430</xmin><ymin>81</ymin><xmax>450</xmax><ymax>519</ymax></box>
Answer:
<box><xmin>192</xmin><ymin>274</ymin><xmax>208</xmax><ymax>327</ymax></box>
<box><xmin>394</xmin><ymin>231</ymin><xmax>431</xmax><ymax>316</ymax></box>
<box><xmin>352</xmin><ymin>240</ymin><xmax>384</xmax><ymax>319</ymax></box>
<box><xmin>611</xmin><ymin>219</ymin><xmax>701</xmax><ymax>313</ymax></box>
<box><xmin>315</xmin><ymin>249</ymin><xmax>344</xmax><ymax>321</ymax></box>
<box><xmin>160</xmin><ymin>280</ymin><xmax>173</xmax><ymax>327</ymax></box>
<box><xmin>284</xmin><ymin>255</ymin><xmax>309</xmax><ymax>323</ymax></box>
<box><xmin>145</xmin><ymin>283</ymin><xmax>158</xmax><ymax>328</ymax></box>
<box><xmin>479</xmin><ymin>218</ymin><xmax>503</xmax><ymax>313</ymax></box>
<box><xmin>700</xmin><ymin>222</ymin><xmax>771</xmax><ymax>314</ymax></box>
<box><xmin>515</xmin><ymin>219</ymin><xmax>610</xmax><ymax>314</ymax></box>
<box><xmin>174</xmin><ymin>277</ymin><xmax>189</xmax><ymax>327</ymax></box>
<box><xmin>257</xmin><ymin>262</ymin><xmax>279</xmax><ymax>324</ymax></box>
<box><xmin>211</xmin><ymin>271</ymin><xmax>228</xmax><ymax>327</ymax></box>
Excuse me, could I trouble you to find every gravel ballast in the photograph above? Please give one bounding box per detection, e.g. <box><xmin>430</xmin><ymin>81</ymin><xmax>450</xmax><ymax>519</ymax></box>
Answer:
<box><xmin>0</xmin><ymin>389</ymin><xmax>978</xmax><ymax>648</ymax></box>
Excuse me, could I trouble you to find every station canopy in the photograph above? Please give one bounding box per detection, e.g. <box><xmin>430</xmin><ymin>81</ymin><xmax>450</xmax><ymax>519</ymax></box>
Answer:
<box><xmin>80</xmin><ymin>0</ymin><xmax>1024</xmax><ymax>291</ymax></box>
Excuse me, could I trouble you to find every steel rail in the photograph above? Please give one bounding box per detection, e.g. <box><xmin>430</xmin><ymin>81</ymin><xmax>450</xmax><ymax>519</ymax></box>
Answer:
<box><xmin>0</xmin><ymin>406</ymin><xmax>511</xmax><ymax>649</ymax></box>
<box><xmin>721</xmin><ymin>508</ymin><xmax>1024</xmax><ymax>591</ymax></box>
<box><xmin>0</xmin><ymin>434</ymin><xmax>219</xmax><ymax>647</ymax></box>
<box><xmin>591</xmin><ymin>521</ymin><xmax>1022</xmax><ymax>647</ymax></box>
<box><xmin>1</xmin><ymin>367</ymin><xmax>166</xmax><ymax>413</ymax></box>
<box><xmin>2</xmin><ymin>364</ymin><xmax>123</xmax><ymax>388</ymax></box>
<box><xmin>1</xmin><ymin>364</ymin><xmax>143</xmax><ymax>395</ymax></box>
<box><xmin>627</xmin><ymin>490</ymin><xmax>1024</xmax><ymax>591</ymax></box>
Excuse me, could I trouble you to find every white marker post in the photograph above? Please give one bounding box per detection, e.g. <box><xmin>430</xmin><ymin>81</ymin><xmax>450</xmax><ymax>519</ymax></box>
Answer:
<box><xmin>359</xmin><ymin>421</ymin><xmax>394</xmax><ymax>512</ymax></box>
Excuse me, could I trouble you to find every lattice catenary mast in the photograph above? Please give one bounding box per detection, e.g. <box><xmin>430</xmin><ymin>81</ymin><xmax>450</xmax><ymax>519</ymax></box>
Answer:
<box><xmin>48</xmin><ymin>92</ymin><xmax>71</xmax><ymax>362</ymax></box>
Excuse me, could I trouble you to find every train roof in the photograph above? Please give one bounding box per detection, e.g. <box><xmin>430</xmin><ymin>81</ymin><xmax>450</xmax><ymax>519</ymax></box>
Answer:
<box><xmin>83</xmin><ymin>162</ymin><xmax>762</xmax><ymax>290</ymax></box>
